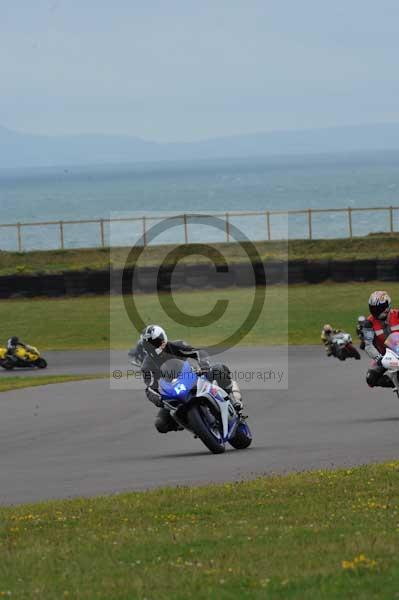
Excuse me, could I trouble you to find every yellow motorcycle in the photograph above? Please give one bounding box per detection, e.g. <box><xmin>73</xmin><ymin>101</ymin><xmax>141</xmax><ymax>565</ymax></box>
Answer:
<box><xmin>0</xmin><ymin>344</ymin><xmax>48</xmax><ymax>370</ymax></box>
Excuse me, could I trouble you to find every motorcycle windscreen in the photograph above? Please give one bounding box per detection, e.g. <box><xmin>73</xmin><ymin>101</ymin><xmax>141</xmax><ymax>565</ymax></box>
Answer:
<box><xmin>384</xmin><ymin>332</ymin><xmax>399</xmax><ymax>354</ymax></box>
<box><xmin>159</xmin><ymin>360</ymin><xmax>197</xmax><ymax>398</ymax></box>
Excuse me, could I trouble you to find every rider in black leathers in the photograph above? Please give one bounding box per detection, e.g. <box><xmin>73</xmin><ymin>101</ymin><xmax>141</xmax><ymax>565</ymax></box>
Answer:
<box><xmin>140</xmin><ymin>324</ymin><xmax>243</xmax><ymax>433</ymax></box>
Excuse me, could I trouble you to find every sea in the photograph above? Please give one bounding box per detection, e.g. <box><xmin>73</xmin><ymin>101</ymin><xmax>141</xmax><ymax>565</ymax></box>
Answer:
<box><xmin>1</xmin><ymin>150</ymin><xmax>399</xmax><ymax>251</ymax></box>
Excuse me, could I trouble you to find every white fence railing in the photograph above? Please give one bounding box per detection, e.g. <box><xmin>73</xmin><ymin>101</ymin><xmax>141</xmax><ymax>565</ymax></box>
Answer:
<box><xmin>0</xmin><ymin>205</ymin><xmax>398</xmax><ymax>252</ymax></box>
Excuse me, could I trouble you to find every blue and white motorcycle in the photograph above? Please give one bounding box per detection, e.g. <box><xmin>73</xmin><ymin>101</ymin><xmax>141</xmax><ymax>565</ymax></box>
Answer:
<box><xmin>159</xmin><ymin>359</ymin><xmax>252</xmax><ymax>454</ymax></box>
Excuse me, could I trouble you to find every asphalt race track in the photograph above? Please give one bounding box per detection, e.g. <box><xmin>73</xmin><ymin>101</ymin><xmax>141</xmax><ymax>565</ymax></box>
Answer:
<box><xmin>1</xmin><ymin>347</ymin><xmax>399</xmax><ymax>505</ymax></box>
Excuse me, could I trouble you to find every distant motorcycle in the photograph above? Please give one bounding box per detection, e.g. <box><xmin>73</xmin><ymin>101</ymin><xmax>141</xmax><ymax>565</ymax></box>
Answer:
<box><xmin>128</xmin><ymin>340</ymin><xmax>146</xmax><ymax>368</ymax></box>
<box><xmin>0</xmin><ymin>344</ymin><xmax>48</xmax><ymax>370</ymax></box>
<box><xmin>330</xmin><ymin>332</ymin><xmax>361</xmax><ymax>361</ymax></box>
<box><xmin>159</xmin><ymin>358</ymin><xmax>252</xmax><ymax>454</ymax></box>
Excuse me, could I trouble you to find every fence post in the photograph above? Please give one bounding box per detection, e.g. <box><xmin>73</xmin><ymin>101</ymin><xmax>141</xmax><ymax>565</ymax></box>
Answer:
<box><xmin>99</xmin><ymin>219</ymin><xmax>105</xmax><ymax>248</ymax></box>
<box><xmin>225</xmin><ymin>212</ymin><xmax>230</xmax><ymax>242</ymax></box>
<box><xmin>17</xmin><ymin>223</ymin><xmax>22</xmax><ymax>252</ymax></box>
<box><xmin>266</xmin><ymin>211</ymin><xmax>271</xmax><ymax>241</ymax></box>
<box><xmin>59</xmin><ymin>221</ymin><xmax>65</xmax><ymax>249</ymax></box>
<box><xmin>348</xmin><ymin>208</ymin><xmax>353</xmax><ymax>238</ymax></box>
<box><xmin>389</xmin><ymin>206</ymin><xmax>394</xmax><ymax>233</ymax></box>
<box><xmin>142</xmin><ymin>216</ymin><xmax>147</xmax><ymax>247</ymax></box>
<box><xmin>307</xmin><ymin>209</ymin><xmax>313</xmax><ymax>240</ymax></box>
<box><xmin>183</xmin><ymin>214</ymin><xmax>188</xmax><ymax>244</ymax></box>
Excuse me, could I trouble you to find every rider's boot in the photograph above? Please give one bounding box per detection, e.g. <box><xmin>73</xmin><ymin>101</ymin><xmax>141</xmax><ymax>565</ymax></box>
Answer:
<box><xmin>155</xmin><ymin>408</ymin><xmax>183</xmax><ymax>433</ymax></box>
<box><xmin>378</xmin><ymin>374</ymin><xmax>395</xmax><ymax>388</ymax></box>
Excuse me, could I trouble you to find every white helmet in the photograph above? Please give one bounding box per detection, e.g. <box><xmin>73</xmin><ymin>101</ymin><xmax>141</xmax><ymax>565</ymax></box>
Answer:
<box><xmin>142</xmin><ymin>324</ymin><xmax>168</xmax><ymax>356</ymax></box>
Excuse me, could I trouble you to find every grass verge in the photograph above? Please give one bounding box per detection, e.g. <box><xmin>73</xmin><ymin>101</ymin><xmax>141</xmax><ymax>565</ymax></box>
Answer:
<box><xmin>1</xmin><ymin>233</ymin><xmax>399</xmax><ymax>275</ymax></box>
<box><xmin>0</xmin><ymin>281</ymin><xmax>395</xmax><ymax>349</ymax></box>
<box><xmin>0</xmin><ymin>374</ymin><xmax>107</xmax><ymax>393</ymax></box>
<box><xmin>1</xmin><ymin>462</ymin><xmax>398</xmax><ymax>598</ymax></box>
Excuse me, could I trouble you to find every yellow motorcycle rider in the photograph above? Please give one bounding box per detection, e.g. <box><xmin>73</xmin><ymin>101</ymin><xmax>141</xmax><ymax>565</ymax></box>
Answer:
<box><xmin>0</xmin><ymin>337</ymin><xmax>47</xmax><ymax>370</ymax></box>
<box><xmin>321</xmin><ymin>324</ymin><xmax>341</xmax><ymax>356</ymax></box>
<box><xmin>6</xmin><ymin>336</ymin><xmax>29</xmax><ymax>361</ymax></box>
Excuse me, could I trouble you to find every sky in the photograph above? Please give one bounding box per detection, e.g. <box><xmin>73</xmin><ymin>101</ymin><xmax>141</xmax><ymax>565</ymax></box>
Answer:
<box><xmin>1</xmin><ymin>0</ymin><xmax>399</xmax><ymax>141</ymax></box>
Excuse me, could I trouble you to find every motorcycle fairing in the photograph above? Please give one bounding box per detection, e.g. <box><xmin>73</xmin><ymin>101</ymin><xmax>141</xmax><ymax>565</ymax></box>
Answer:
<box><xmin>159</xmin><ymin>360</ymin><xmax>198</xmax><ymax>399</ymax></box>
<box><xmin>160</xmin><ymin>360</ymin><xmax>233</xmax><ymax>441</ymax></box>
<box><xmin>332</xmin><ymin>332</ymin><xmax>352</xmax><ymax>346</ymax></box>
<box><xmin>385</xmin><ymin>332</ymin><xmax>399</xmax><ymax>355</ymax></box>
<box><xmin>382</xmin><ymin>347</ymin><xmax>399</xmax><ymax>370</ymax></box>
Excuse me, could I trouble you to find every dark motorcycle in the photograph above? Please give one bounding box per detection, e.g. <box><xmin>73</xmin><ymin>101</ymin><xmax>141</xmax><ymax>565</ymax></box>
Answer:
<box><xmin>128</xmin><ymin>340</ymin><xmax>146</xmax><ymax>368</ymax></box>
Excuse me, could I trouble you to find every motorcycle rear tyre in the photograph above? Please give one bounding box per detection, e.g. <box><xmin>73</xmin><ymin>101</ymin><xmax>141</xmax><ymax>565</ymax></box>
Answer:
<box><xmin>1</xmin><ymin>360</ymin><xmax>14</xmax><ymax>370</ymax></box>
<box><xmin>347</xmin><ymin>344</ymin><xmax>361</xmax><ymax>360</ymax></box>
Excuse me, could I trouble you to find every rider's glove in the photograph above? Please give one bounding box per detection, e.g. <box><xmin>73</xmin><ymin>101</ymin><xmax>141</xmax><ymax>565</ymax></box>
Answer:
<box><xmin>146</xmin><ymin>387</ymin><xmax>163</xmax><ymax>407</ymax></box>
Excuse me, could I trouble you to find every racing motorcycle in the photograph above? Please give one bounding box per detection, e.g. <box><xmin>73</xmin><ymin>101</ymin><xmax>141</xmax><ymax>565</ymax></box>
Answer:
<box><xmin>0</xmin><ymin>344</ymin><xmax>48</xmax><ymax>370</ymax></box>
<box><xmin>381</xmin><ymin>332</ymin><xmax>399</xmax><ymax>398</ymax></box>
<box><xmin>330</xmin><ymin>332</ymin><xmax>361</xmax><ymax>361</ymax></box>
<box><xmin>159</xmin><ymin>358</ymin><xmax>252</xmax><ymax>454</ymax></box>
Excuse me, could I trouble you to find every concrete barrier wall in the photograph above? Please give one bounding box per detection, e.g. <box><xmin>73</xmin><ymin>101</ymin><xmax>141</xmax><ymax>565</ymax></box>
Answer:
<box><xmin>0</xmin><ymin>258</ymin><xmax>396</xmax><ymax>298</ymax></box>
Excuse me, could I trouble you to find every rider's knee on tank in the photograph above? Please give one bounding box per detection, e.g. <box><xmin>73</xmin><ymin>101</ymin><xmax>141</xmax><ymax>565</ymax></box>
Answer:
<box><xmin>209</xmin><ymin>363</ymin><xmax>233</xmax><ymax>391</ymax></box>
<box><xmin>208</xmin><ymin>364</ymin><xmax>243</xmax><ymax>410</ymax></box>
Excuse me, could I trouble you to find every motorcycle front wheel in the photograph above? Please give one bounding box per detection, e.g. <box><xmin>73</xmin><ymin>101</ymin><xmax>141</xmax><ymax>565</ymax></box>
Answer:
<box><xmin>229</xmin><ymin>421</ymin><xmax>252</xmax><ymax>449</ymax></box>
<box><xmin>36</xmin><ymin>358</ymin><xmax>48</xmax><ymax>369</ymax></box>
<box><xmin>187</xmin><ymin>403</ymin><xmax>225</xmax><ymax>454</ymax></box>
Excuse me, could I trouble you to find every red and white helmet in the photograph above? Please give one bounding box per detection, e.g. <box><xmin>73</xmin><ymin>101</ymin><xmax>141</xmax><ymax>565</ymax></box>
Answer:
<box><xmin>368</xmin><ymin>291</ymin><xmax>392</xmax><ymax>319</ymax></box>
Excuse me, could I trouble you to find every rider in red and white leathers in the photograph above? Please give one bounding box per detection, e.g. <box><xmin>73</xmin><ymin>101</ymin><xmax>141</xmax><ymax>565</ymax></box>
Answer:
<box><xmin>363</xmin><ymin>291</ymin><xmax>399</xmax><ymax>388</ymax></box>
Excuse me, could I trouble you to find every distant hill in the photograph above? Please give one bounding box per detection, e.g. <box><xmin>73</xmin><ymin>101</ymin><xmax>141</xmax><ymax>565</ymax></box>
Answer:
<box><xmin>1</xmin><ymin>123</ymin><xmax>399</xmax><ymax>169</ymax></box>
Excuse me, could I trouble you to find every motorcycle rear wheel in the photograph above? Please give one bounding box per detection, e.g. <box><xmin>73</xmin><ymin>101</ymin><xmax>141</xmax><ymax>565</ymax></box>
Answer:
<box><xmin>347</xmin><ymin>344</ymin><xmax>361</xmax><ymax>360</ymax></box>
<box><xmin>1</xmin><ymin>360</ymin><xmax>14</xmax><ymax>370</ymax></box>
<box><xmin>187</xmin><ymin>403</ymin><xmax>225</xmax><ymax>454</ymax></box>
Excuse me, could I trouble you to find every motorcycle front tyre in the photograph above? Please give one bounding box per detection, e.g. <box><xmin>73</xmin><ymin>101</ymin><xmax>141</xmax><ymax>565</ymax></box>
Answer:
<box><xmin>187</xmin><ymin>403</ymin><xmax>225</xmax><ymax>454</ymax></box>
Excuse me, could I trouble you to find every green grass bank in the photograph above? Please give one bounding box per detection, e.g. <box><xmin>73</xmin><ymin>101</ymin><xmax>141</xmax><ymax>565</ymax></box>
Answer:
<box><xmin>0</xmin><ymin>281</ymin><xmax>393</xmax><ymax>349</ymax></box>
<box><xmin>1</xmin><ymin>233</ymin><xmax>399</xmax><ymax>275</ymax></box>
<box><xmin>1</xmin><ymin>462</ymin><xmax>398</xmax><ymax>599</ymax></box>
